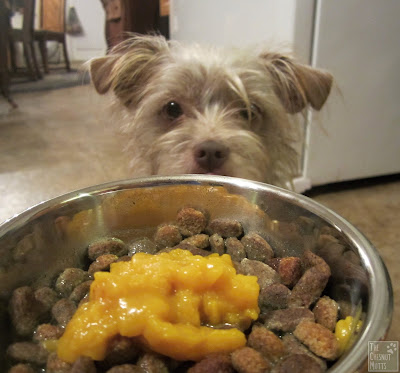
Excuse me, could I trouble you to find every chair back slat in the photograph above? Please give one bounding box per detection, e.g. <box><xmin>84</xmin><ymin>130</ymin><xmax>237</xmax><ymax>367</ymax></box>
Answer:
<box><xmin>40</xmin><ymin>0</ymin><xmax>65</xmax><ymax>32</ymax></box>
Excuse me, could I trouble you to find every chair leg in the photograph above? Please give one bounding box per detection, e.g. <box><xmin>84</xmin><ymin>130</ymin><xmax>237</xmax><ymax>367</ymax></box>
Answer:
<box><xmin>8</xmin><ymin>40</ymin><xmax>17</xmax><ymax>73</ymax></box>
<box><xmin>22</xmin><ymin>40</ymin><xmax>37</xmax><ymax>80</ymax></box>
<box><xmin>61</xmin><ymin>39</ymin><xmax>71</xmax><ymax>72</ymax></box>
<box><xmin>38</xmin><ymin>39</ymin><xmax>49</xmax><ymax>74</ymax></box>
<box><xmin>30</xmin><ymin>42</ymin><xmax>42</xmax><ymax>79</ymax></box>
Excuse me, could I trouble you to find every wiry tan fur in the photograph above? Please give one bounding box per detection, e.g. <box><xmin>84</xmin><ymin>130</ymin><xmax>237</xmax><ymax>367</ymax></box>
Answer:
<box><xmin>88</xmin><ymin>34</ymin><xmax>333</xmax><ymax>188</ymax></box>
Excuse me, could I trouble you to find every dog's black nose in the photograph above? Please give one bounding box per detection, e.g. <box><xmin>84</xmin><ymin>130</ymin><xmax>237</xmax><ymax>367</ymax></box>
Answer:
<box><xmin>194</xmin><ymin>140</ymin><xmax>230</xmax><ymax>171</ymax></box>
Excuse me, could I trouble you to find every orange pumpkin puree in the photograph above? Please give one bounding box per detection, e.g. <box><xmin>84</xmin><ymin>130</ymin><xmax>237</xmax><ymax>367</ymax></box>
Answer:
<box><xmin>57</xmin><ymin>249</ymin><xmax>260</xmax><ymax>363</ymax></box>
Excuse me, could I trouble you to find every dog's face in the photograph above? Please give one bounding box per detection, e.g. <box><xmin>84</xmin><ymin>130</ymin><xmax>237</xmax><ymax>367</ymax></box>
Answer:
<box><xmin>89</xmin><ymin>35</ymin><xmax>332</xmax><ymax>187</ymax></box>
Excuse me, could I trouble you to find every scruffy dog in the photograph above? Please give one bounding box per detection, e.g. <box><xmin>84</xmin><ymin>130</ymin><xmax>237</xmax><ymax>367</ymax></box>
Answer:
<box><xmin>89</xmin><ymin>34</ymin><xmax>333</xmax><ymax>188</ymax></box>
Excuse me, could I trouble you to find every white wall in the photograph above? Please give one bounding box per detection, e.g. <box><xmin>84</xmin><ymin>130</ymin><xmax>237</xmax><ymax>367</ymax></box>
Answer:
<box><xmin>66</xmin><ymin>0</ymin><xmax>107</xmax><ymax>61</ymax></box>
<box><xmin>171</xmin><ymin>0</ymin><xmax>297</xmax><ymax>48</ymax></box>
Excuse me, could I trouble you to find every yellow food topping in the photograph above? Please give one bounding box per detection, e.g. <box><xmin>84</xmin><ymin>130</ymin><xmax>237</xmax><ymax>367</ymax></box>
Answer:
<box><xmin>57</xmin><ymin>249</ymin><xmax>260</xmax><ymax>363</ymax></box>
<box><xmin>335</xmin><ymin>316</ymin><xmax>363</xmax><ymax>355</ymax></box>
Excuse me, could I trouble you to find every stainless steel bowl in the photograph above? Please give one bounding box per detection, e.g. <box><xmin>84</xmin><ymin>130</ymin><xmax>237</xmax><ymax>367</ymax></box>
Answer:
<box><xmin>0</xmin><ymin>175</ymin><xmax>392</xmax><ymax>372</ymax></box>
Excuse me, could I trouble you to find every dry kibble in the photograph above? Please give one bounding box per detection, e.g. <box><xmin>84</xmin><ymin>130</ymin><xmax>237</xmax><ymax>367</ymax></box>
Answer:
<box><xmin>289</xmin><ymin>265</ymin><xmax>330</xmax><ymax>308</ymax></box>
<box><xmin>8</xmin><ymin>364</ymin><xmax>35</xmax><ymax>373</ymax></box>
<box><xmin>277</xmin><ymin>257</ymin><xmax>302</xmax><ymax>288</ymax></box>
<box><xmin>69</xmin><ymin>280</ymin><xmax>92</xmax><ymax>304</ymax></box>
<box><xmin>154</xmin><ymin>224</ymin><xmax>182</xmax><ymax>248</ymax></box>
<box><xmin>241</xmin><ymin>232</ymin><xmax>273</xmax><ymax>262</ymax></box>
<box><xmin>263</xmin><ymin>307</ymin><xmax>315</xmax><ymax>333</ymax></box>
<box><xmin>9</xmin><ymin>286</ymin><xmax>40</xmax><ymax>337</ymax></box>
<box><xmin>231</xmin><ymin>347</ymin><xmax>270</xmax><ymax>373</ymax></box>
<box><xmin>46</xmin><ymin>352</ymin><xmax>72</xmax><ymax>373</ymax></box>
<box><xmin>35</xmin><ymin>287</ymin><xmax>59</xmax><ymax>314</ymax></box>
<box><xmin>187</xmin><ymin>353</ymin><xmax>233</xmax><ymax>373</ymax></box>
<box><xmin>88</xmin><ymin>254</ymin><xmax>118</xmax><ymax>274</ymax></box>
<box><xmin>52</xmin><ymin>299</ymin><xmax>77</xmax><ymax>327</ymax></box>
<box><xmin>104</xmin><ymin>335</ymin><xmax>141</xmax><ymax>366</ymax></box>
<box><xmin>282</xmin><ymin>334</ymin><xmax>327</xmax><ymax>372</ymax></box>
<box><xmin>258</xmin><ymin>283</ymin><xmax>291</xmax><ymax>311</ymax></box>
<box><xmin>277</xmin><ymin>354</ymin><xmax>323</xmax><ymax>373</ymax></box>
<box><xmin>137</xmin><ymin>352</ymin><xmax>170</xmax><ymax>373</ymax></box>
<box><xmin>88</xmin><ymin>238</ymin><xmax>128</xmax><ymax>261</ymax></box>
<box><xmin>293</xmin><ymin>320</ymin><xmax>339</xmax><ymax>360</ymax></box>
<box><xmin>181</xmin><ymin>234</ymin><xmax>210</xmax><ymax>249</ymax></box>
<box><xmin>176</xmin><ymin>207</ymin><xmax>207</xmax><ymax>236</ymax></box>
<box><xmin>225</xmin><ymin>237</ymin><xmax>246</xmax><ymax>262</ymax></box>
<box><xmin>207</xmin><ymin>218</ymin><xmax>243</xmax><ymax>238</ymax></box>
<box><xmin>209</xmin><ymin>234</ymin><xmax>225</xmax><ymax>255</ymax></box>
<box><xmin>7</xmin><ymin>342</ymin><xmax>48</xmax><ymax>365</ymax></box>
<box><xmin>247</xmin><ymin>325</ymin><xmax>286</xmax><ymax>361</ymax></box>
<box><xmin>33</xmin><ymin>323</ymin><xmax>64</xmax><ymax>342</ymax></box>
<box><xmin>70</xmin><ymin>356</ymin><xmax>97</xmax><ymax>373</ymax></box>
<box><xmin>238</xmin><ymin>258</ymin><xmax>279</xmax><ymax>291</ymax></box>
<box><xmin>55</xmin><ymin>268</ymin><xmax>90</xmax><ymax>297</ymax></box>
<box><xmin>129</xmin><ymin>238</ymin><xmax>157</xmax><ymax>255</ymax></box>
<box><xmin>105</xmin><ymin>365</ymin><xmax>143</xmax><ymax>373</ymax></box>
<box><xmin>313</xmin><ymin>296</ymin><xmax>339</xmax><ymax>331</ymax></box>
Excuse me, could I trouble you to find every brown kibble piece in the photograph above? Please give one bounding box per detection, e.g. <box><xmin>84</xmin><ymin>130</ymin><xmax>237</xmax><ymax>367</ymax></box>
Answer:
<box><xmin>9</xmin><ymin>286</ymin><xmax>40</xmax><ymax>337</ymax></box>
<box><xmin>238</xmin><ymin>258</ymin><xmax>279</xmax><ymax>291</ymax></box>
<box><xmin>33</xmin><ymin>324</ymin><xmax>64</xmax><ymax>341</ymax></box>
<box><xmin>88</xmin><ymin>254</ymin><xmax>118</xmax><ymax>274</ymax></box>
<box><xmin>241</xmin><ymin>232</ymin><xmax>273</xmax><ymax>262</ymax></box>
<box><xmin>225</xmin><ymin>237</ymin><xmax>246</xmax><ymax>262</ymax></box>
<box><xmin>263</xmin><ymin>307</ymin><xmax>314</xmax><ymax>332</ymax></box>
<box><xmin>55</xmin><ymin>268</ymin><xmax>90</xmax><ymax>297</ymax></box>
<box><xmin>154</xmin><ymin>224</ymin><xmax>182</xmax><ymax>248</ymax></box>
<box><xmin>46</xmin><ymin>352</ymin><xmax>72</xmax><ymax>373</ymax></box>
<box><xmin>313</xmin><ymin>296</ymin><xmax>339</xmax><ymax>331</ymax></box>
<box><xmin>7</xmin><ymin>342</ymin><xmax>48</xmax><ymax>365</ymax></box>
<box><xmin>176</xmin><ymin>207</ymin><xmax>207</xmax><ymax>236</ymax></box>
<box><xmin>8</xmin><ymin>364</ymin><xmax>35</xmax><ymax>373</ymax></box>
<box><xmin>71</xmin><ymin>356</ymin><xmax>97</xmax><ymax>373</ymax></box>
<box><xmin>282</xmin><ymin>334</ymin><xmax>327</xmax><ymax>372</ymax></box>
<box><xmin>278</xmin><ymin>257</ymin><xmax>302</xmax><ymax>288</ymax></box>
<box><xmin>104</xmin><ymin>335</ymin><xmax>141</xmax><ymax>366</ymax></box>
<box><xmin>69</xmin><ymin>280</ymin><xmax>92</xmax><ymax>304</ymax></box>
<box><xmin>259</xmin><ymin>283</ymin><xmax>291</xmax><ymax>311</ymax></box>
<box><xmin>289</xmin><ymin>265</ymin><xmax>330</xmax><ymax>308</ymax></box>
<box><xmin>182</xmin><ymin>234</ymin><xmax>210</xmax><ymax>249</ymax></box>
<box><xmin>247</xmin><ymin>325</ymin><xmax>286</xmax><ymax>361</ymax></box>
<box><xmin>52</xmin><ymin>299</ymin><xmax>76</xmax><ymax>327</ymax></box>
<box><xmin>137</xmin><ymin>352</ymin><xmax>169</xmax><ymax>373</ymax></box>
<box><xmin>231</xmin><ymin>347</ymin><xmax>270</xmax><ymax>373</ymax></box>
<box><xmin>187</xmin><ymin>353</ymin><xmax>233</xmax><ymax>373</ymax></box>
<box><xmin>209</xmin><ymin>233</ymin><xmax>225</xmax><ymax>255</ymax></box>
<box><xmin>207</xmin><ymin>218</ymin><xmax>243</xmax><ymax>238</ymax></box>
<box><xmin>88</xmin><ymin>237</ymin><xmax>128</xmax><ymax>261</ymax></box>
<box><xmin>105</xmin><ymin>364</ymin><xmax>143</xmax><ymax>373</ymax></box>
<box><xmin>294</xmin><ymin>320</ymin><xmax>339</xmax><ymax>360</ymax></box>
<box><xmin>35</xmin><ymin>287</ymin><xmax>59</xmax><ymax>314</ymax></box>
<box><xmin>278</xmin><ymin>354</ymin><xmax>323</xmax><ymax>373</ymax></box>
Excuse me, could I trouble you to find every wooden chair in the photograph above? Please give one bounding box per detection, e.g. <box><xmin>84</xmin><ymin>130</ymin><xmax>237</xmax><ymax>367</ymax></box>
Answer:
<box><xmin>34</xmin><ymin>0</ymin><xmax>70</xmax><ymax>74</ymax></box>
<box><xmin>8</xmin><ymin>0</ymin><xmax>42</xmax><ymax>80</ymax></box>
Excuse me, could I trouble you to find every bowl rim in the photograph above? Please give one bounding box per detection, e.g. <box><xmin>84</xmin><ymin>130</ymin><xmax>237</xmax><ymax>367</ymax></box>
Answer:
<box><xmin>0</xmin><ymin>174</ymin><xmax>393</xmax><ymax>372</ymax></box>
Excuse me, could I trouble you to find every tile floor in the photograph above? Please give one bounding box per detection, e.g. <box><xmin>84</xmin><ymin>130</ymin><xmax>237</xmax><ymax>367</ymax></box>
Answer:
<box><xmin>1</xmin><ymin>84</ymin><xmax>399</xmax><ymax>343</ymax></box>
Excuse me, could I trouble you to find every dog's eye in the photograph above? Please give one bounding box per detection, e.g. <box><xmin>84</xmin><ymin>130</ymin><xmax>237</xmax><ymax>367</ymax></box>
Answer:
<box><xmin>163</xmin><ymin>101</ymin><xmax>184</xmax><ymax>120</ymax></box>
<box><xmin>239</xmin><ymin>104</ymin><xmax>259</xmax><ymax>121</ymax></box>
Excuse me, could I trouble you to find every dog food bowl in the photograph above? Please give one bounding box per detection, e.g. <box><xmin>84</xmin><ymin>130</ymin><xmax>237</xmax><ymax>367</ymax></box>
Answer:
<box><xmin>0</xmin><ymin>175</ymin><xmax>392</xmax><ymax>372</ymax></box>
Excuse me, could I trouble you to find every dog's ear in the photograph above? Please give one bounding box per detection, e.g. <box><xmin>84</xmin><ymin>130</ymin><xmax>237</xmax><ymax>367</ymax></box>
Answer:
<box><xmin>88</xmin><ymin>35</ymin><xmax>169</xmax><ymax>102</ymax></box>
<box><xmin>261</xmin><ymin>53</ymin><xmax>333</xmax><ymax>113</ymax></box>
<box><xmin>89</xmin><ymin>55</ymin><xmax>117</xmax><ymax>94</ymax></box>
